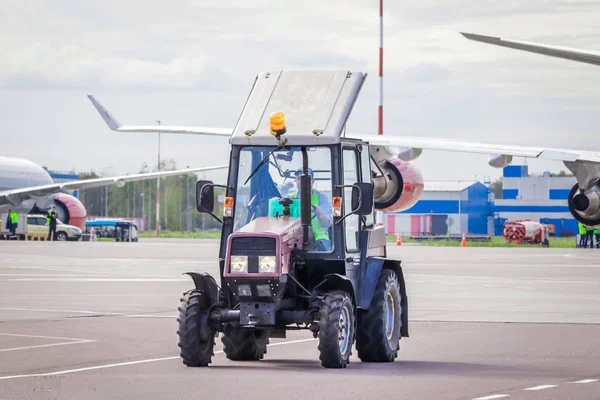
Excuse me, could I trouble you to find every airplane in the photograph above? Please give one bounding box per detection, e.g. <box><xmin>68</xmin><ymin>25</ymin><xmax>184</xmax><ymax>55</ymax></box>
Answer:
<box><xmin>0</xmin><ymin>154</ymin><xmax>228</xmax><ymax>230</ymax></box>
<box><xmin>459</xmin><ymin>31</ymin><xmax>600</xmax><ymax>227</ymax></box>
<box><xmin>88</xmin><ymin>62</ymin><xmax>600</xmax><ymax>231</ymax></box>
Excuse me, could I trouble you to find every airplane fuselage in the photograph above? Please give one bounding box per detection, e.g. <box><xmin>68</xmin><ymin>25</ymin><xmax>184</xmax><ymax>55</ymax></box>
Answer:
<box><xmin>0</xmin><ymin>156</ymin><xmax>55</xmax><ymax>215</ymax></box>
<box><xmin>0</xmin><ymin>156</ymin><xmax>54</xmax><ymax>191</ymax></box>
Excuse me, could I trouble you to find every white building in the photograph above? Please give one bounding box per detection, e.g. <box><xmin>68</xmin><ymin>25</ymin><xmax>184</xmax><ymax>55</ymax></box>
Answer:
<box><xmin>494</xmin><ymin>165</ymin><xmax>577</xmax><ymax>237</ymax></box>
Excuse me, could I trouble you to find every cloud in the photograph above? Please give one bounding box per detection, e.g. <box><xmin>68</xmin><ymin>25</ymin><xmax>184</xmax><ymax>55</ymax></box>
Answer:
<box><xmin>0</xmin><ymin>43</ymin><xmax>210</xmax><ymax>90</ymax></box>
<box><xmin>1</xmin><ymin>0</ymin><xmax>600</xmax><ymax>182</ymax></box>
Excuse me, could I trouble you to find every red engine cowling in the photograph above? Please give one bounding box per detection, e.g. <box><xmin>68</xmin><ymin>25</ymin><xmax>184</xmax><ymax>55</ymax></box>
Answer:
<box><xmin>48</xmin><ymin>193</ymin><xmax>87</xmax><ymax>229</ymax></box>
<box><xmin>372</xmin><ymin>154</ymin><xmax>424</xmax><ymax>213</ymax></box>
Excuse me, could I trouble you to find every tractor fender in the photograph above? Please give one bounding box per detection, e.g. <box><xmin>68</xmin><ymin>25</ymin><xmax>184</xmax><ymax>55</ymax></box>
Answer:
<box><xmin>183</xmin><ymin>272</ymin><xmax>220</xmax><ymax>306</ymax></box>
<box><xmin>359</xmin><ymin>258</ymin><xmax>409</xmax><ymax>338</ymax></box>
<box><xmin>313</xmin><ymin>273</ymin><xmax>356</xmax><ymax>306</ymax></box>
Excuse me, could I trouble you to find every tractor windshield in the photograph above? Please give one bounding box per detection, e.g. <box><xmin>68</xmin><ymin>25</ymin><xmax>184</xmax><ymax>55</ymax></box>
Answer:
<box><xmin>233</xmin><ymin>146</ymin><xmax>333</xmax><ymax>252</ymax></box>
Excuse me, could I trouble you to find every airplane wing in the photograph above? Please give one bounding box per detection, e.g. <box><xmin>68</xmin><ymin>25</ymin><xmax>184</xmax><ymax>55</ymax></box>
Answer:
<box><xmin>349</xmin><ymin>134</ymin><xmax>600</xmax><ymax>163</ymax></box>
<box><xmin>460</xmin><ymin>32</ymin><xmax>600</xmax><ymax>67</ymax></box>
<box><xmin>87</xmin><ymin>95</ymin><xmax>600</xmax><ymax>187</ymax></box>
<box><xmin>87</xmin><ymin>95</ymin><xmax>232</xmax><ymax>137</ymax></box>
<box><xmin>0</xmin><ymin>164</ymin><xmax>228</xmax><ymax>206</ymax></box>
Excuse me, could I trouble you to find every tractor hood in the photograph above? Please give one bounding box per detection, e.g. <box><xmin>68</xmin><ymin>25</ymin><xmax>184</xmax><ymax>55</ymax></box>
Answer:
<box><xmin>237</xmin><ymin>216</ymin><xmax>302</xmax><ymax>239</ymax></box>
<box><xmin>223</xmin><ymin>216</ymin><xmax>303</xmax><ymax>279</ymax></box>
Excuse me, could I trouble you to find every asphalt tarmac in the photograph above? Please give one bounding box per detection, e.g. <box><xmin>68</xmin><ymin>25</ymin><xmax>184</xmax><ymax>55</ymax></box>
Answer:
<box><xmin>0</xmin><ymin>239</ymin><xmax>599</xmax><ymax>400</ymax></box>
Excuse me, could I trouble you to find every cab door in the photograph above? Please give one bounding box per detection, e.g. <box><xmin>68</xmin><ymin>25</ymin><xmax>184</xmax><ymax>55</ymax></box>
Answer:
<box><xmin>342</xmin><ymin>146</ymin><xmax>360</xmax><ymax>254</ymax></box>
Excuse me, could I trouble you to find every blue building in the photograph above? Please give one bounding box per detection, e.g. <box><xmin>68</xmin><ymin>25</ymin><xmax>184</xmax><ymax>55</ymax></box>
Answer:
<box><xmin>494</xmin><ymin>165</ymin><xmax>577</xmax><ymax>237</ymax></box>
<box><xmin>48</xmin><ymin>171</ymin><xmax>80</xmax><ymax>198</ymax></box>
<box><xmin>384</xmin><ymin>181</ymin><xmax>493</xmax><ymax>236</ymax></box>
<box><xmin>383</xmin><ymin>165</ymin><xmax>578</xmax><ymax>237</ymax></box>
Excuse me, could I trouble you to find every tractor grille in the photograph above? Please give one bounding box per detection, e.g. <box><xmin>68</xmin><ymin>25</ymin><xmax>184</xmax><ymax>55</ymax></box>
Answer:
<box><xmin>230</xmin><ymin>237</ymin><xmax>276</xmax><ymax>274</ymax></box>
<box><xmin>230</xmin><ymin>237</ymin><xmax>276</xmax><ymax>254</ymax></box>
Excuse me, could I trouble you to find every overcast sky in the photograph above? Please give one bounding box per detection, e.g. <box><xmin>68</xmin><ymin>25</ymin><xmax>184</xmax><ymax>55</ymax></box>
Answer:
<box><xmin>2</xmin><ymin>0</ymin><xmax>600</xmax><ymax>184</ymax></box>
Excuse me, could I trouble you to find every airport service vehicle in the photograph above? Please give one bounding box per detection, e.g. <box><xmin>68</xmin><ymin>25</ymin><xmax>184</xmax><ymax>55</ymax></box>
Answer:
<box><xmin>26</xmin><ymin>214</ymin><xmax>83</xmax><ymax>241</ymax></box>
<box><xmin>503</xmin><ymin>219</ymin><xmax>549</xmax><ymax>246</ymax></box>
<box><xmin>1</xmin><ymin>213</ymin><xmax>82</xmax><ymax>241</ymax></box>
<box><xmin>176</xmin><ymin>70</ymin><xmax>413</xmax><ymax>369</ymax></box>
<box><xmin>84</xmin><ymin>219</ymin><xmax>139</xmax><ymax>242</ymax></box>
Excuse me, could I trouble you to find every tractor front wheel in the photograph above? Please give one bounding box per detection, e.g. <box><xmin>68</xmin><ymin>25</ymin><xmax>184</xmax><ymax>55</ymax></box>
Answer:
<box><xmin>177</xmin><ymin>289</ymin><xmax>216</xmax><ymax>367</ymax></box>
<box><xmin>317</xmin><ymin>290</ymin><xmax>355</xmax><ymax>368</ymax></box>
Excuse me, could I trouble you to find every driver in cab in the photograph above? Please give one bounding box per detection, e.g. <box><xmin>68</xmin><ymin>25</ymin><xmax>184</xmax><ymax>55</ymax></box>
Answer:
<box><xmin>289</xmin><ymin>168</ymin><xmax>332</xmax><ymax>251</ymax></box>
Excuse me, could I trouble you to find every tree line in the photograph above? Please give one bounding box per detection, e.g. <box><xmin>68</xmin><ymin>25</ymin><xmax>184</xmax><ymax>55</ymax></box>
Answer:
<box><xmin>76</xmin><ymin>159</ymin><xmax>225</xmax><ymax>232</ymax></box>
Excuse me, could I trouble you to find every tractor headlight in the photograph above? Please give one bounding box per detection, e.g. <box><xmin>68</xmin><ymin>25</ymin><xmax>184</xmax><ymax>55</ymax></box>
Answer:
<box><xmin>230</xmin><ymin>256</ymin><xmax>248</xmax><ymax>273</ymax></box>
<box><xmin>259</xmin><ymin>256</ymin><xmax>276</xmax><ymax>273</ymax></box>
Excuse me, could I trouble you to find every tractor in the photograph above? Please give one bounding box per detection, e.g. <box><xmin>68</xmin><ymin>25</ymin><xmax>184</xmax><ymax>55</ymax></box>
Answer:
<box><xmin>176</xmin><ymin>70</ymin><xmax>411</xmax><ymax>368</ymax></box>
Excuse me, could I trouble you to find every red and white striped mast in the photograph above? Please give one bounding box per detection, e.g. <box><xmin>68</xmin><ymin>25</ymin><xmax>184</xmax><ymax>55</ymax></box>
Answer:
<box><xmin>378</xmin><ymin>0</ymin><xmax>383</xmax><ymax>135</ymax></box>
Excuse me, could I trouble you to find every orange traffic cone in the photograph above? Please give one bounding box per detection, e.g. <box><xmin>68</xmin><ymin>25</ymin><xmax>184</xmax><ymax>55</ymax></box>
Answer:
<box><xmin>396</xmin><ymin>232</ymin><xmax>402</xmax><ymax>246</ymax></box>
<box><xmin>461</xmin><ymin>233</ymin><xmax>466</xmax><ymax>247</ymax></box>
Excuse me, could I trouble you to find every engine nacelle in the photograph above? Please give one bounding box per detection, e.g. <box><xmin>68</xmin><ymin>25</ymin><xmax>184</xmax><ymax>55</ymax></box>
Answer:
<box><xmin>371</xmin><ymin>158</ymin><xmax>424</xmax><ymax>213</ymax></box>
<box><xmin>568</xmin><ymin>182</ymin><xmax>600</xmax><ymax>228</ymax></box>
<box><xmin>397</xmin><ymin>147</ymin><xmax>423</xmax><ymax>162</ymax></box>
<box><xmin>34</xmin><ymin>193</ymin><xmax>87</xmax><ymax>229</ymax></box>
<box><xmin>488</xmin><ymin>154</ymin><xmax>513</xmax><ymax>168</ymax></box>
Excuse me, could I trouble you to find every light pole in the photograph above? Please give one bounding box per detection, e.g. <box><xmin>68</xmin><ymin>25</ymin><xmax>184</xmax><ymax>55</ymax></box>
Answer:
<box><xmin>156</xmin><ymin>120</ymin><xmax>161</xmax><ymax>237</ymax></box>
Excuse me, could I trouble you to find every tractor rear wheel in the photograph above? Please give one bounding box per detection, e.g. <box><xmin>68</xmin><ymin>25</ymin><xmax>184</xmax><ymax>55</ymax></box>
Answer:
<box><xmin>221</xmin><ymin>328</ymin><xmax>270</xmax><ymax>361</ymax></box>
<box><xmin>317</xmin><ymin>290</ymin><xmax>355</xmax><ymax>368</ymax></box>
<box><xmin>177</xmin><ymin>289</ymin><xmax>215</xmax><ymax>367</ymax></box>
<box><xmin>356</xmin><ymin>269</ymin><xmax>402</xmax><ymax>362</ymax></box>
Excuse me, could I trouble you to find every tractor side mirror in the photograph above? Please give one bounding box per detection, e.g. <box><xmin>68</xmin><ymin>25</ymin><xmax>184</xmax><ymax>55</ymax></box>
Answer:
<box><xmin>335</xmin><ymin>182</ymin><xmax>375</xmax><ymax>224</ymax></box>
<box><xmin>351</xmin><ymin>182</ymin><xmax>374</xmax><ymax>216</ymax></box>
<box><xmin>196</xmin><ymin>180</ymin><xmax>215</xmax><ymax>213</ymax></box>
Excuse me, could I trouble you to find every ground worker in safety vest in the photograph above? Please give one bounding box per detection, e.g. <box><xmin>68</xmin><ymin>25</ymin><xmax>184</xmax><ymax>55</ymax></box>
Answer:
<box><xmin>6</xmin><ymin>208</ymin><xmax>18</xmax><ymax>236</ymax></box>
<box><xmin>578</xmin><ymin>222</ymin><xmax>587</xmax><ymax>248</ymax></box>
<box><xmin>47</xmin><ymin>205</ymin><xmax>58</xmax><ymax>241</ymax></box>
<box><xmin>586</xmin><ymin>225</ymin><xmax>595</xmax><ymax>248</ymax></box>
<box><xmin>595</xmin><ymin>227</ymin><xmax>600</xmax><ymax>249</ymax></box>
<box><xmin>289</xmin><ymin>168</ymin><xmax>332</xmax><ymax>251</ymax></box>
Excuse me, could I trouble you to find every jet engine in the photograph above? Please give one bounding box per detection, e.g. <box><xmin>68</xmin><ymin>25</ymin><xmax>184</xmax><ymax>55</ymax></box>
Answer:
<box><xmin>568</xmin><ymin>182</ymin><xmax>600</xmax><ymax>228</ymax></box>
<box><xmin>370</xmin><ymin>146</ymin><xmax>424</xmax><ymax>213</ymax></box>
<box><xmin>33</xmin><ymin>193</ymin><xmax>87</xmax><ymax>229</ymax></box>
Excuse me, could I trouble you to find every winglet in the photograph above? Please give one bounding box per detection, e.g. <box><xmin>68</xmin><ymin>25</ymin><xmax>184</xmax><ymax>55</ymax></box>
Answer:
<box><xmin>87</xmin><ymin>95</ymin><xmax>121</xmax><ymax>131</ymax></box>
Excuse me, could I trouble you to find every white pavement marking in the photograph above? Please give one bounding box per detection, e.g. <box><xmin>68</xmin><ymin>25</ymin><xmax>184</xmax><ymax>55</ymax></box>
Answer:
<box><xmin>0</xmin><ymin>265</ymin><xmax>185</xmax><ymax>278</ymax></box>
<box><xmin>0</xmin><ymin>338</ymin><xmax>317</xmax><ymax>381</ymax></box>
<box><xmin>472</xmin><ymin>395</ymin><xmax>510</xmax><ymax>400</ymax></box>
<box><xmin>0</xmin><ymin>307</ymin><xmax>127</xmax><ymax>316</ymax></box>
<box><xmin>7</xmin><ymin>278</ymin><xmax>188</xmax><ymax>282</ymax></box>
<box><xmin>569</xmin><ymin>379</ymin><xmax>598</xmax><ymax>383</ymax></box>
<box><xmin>0</xmin><ymin>332</ymin><xmax>93</xmax><ymax>341</ymax></box>
<box><xmin>0</xmin><ymin>307</ymin><xmax>180</xmax><ymax>319</ymax></box>
<box><xmin>524</xmin><ymin>385</ymin><xmax>558</xmax><ymax>391</ymax></box>
<box><xmin>0</xmin><ymin>332</ymin><xmax>96</xmax><ymax>353</ymax></box>
<box><xmin>116</xmin><ymin>315</ymin><xmax>176</xmax><ymax>318</ymax></box>
<box><xmin>413</xmin><ymin>263</ymin><xmax>600</xmax><ymax>269</ymax></box>
<box><xmin>0</xmin><ymin>340</ymin><xmax>95</xmax><ymax>353</ymax></box>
